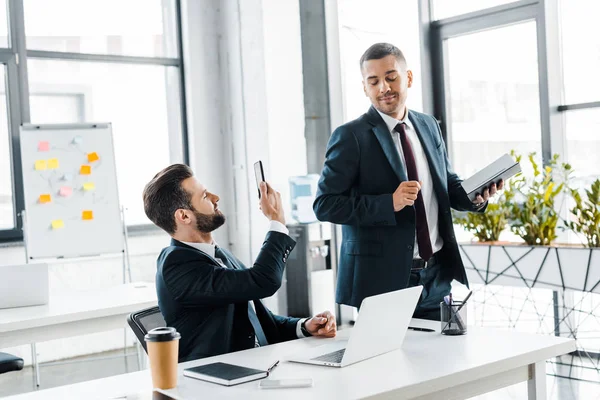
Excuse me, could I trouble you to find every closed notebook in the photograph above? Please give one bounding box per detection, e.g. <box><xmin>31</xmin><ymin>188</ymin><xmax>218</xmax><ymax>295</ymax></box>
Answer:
<box><xmin>461</xmin><ymin>153</ymin><xmax>521</xmax><ymax>201</ymax></box>
<box><xmin>183</xmin><ymin>362</ymin><xmax>268</xmax><ymax>386</ymax></box>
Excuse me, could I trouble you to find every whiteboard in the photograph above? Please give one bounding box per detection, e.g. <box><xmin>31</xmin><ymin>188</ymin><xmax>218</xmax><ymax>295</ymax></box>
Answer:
<box><xmin>20</xmin><ymin>123</ymin><xmax>124</xmax><ymax>259</ymax></box>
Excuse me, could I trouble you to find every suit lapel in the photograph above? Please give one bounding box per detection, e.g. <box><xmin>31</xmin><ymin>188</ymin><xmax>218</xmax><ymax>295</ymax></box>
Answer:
<box><xmin>408</xmin><ymin>111</ymin><xmax>445</xmax><ymax>194</ymax></box>
<box><xmin>366</xmin><ymin>106</ymin><xmax>407</xmax><ymax>182</ymax></box>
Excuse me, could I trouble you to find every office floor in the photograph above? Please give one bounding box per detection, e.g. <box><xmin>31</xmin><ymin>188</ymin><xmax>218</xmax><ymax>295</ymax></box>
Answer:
<box><xmin>0</xmin><ymin>349</ymin><xmax>598</xmax><ymax>399</ymax></box>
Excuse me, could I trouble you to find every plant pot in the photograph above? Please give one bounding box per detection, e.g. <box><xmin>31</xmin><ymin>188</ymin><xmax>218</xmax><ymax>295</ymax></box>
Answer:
<box><xmin>459</xmin><ymin>242</ymin><xmax>600</xmax><ymax>293</ymax></box>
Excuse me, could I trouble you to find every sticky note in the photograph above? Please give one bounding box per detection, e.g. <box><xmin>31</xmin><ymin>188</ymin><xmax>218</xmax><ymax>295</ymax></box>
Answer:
<box><xmin>82</xmin><ymin>210</ymin><xmax>94</xmax><ymax>220</ymax></box>
<box><xmin>39</xmin><ymin>194</ymin><xmax>52</xmax><ymax>204</ymax></box>
<box><xmin>73</xmin><ymin>136</ymin><xmax>83</xmax><ymax>145</ymax></box>
<box><xmin>35</xmin><ymin>160</ymin><xmax>47</xmax><ymax>171</ymax></box>
<box><xmin>80</xmin><ymin>165</ymin><xmax>91</xmax><ymax>175</ymax></box>
<box><xmin>48</xmin><ymin>158</ymin><xmax>59</xmax><ymax>169</ymax></box>
<box><xmin>38</xmin><ymin>141</ymin><xmax>50</xmax><ymax>152</ymax></box>
<box><xmin>51</xmin><ymin>220</ymin><xmax>64</xmax><ymax>229</ymax></box>
<box><xmin>83</xmin><ymin>182</ymin><xmax>95</xmax><ymax>191</ymax></box>
<box><xmin>87</xmin><ymin>152</ymin><xmax>99</xmax><ymax>163</ymax></box>
<box><xmin>62</xmin><ymin>173</ymin><xmax>73</xmax><ymax>181</ymax></box>
<box><xmin>59</xmin><ymin>186</ymin><xmax>72</xmax><ymax>197</ymax></box>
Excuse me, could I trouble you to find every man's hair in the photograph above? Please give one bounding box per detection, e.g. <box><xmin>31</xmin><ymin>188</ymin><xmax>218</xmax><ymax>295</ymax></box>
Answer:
<box><xmin>360</xmin><ymin>42</ymin><xmax>407</xmax><ymax>70</ymax></box>
<box><xmin>143</xmin><ymin>164</ymin><xmax>194</xmax><ymax>235</ymax></box>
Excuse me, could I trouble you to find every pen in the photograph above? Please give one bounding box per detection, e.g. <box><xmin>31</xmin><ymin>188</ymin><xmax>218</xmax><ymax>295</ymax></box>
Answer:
<box><xmin>266</xmin><ymin>360</ymin><xmax>279</xmax><ymax>375</ymax></box>
<box><xmin>408</xmin><ymin>326</ymin><xmax>435</xmax><ymax>332</ymax></box>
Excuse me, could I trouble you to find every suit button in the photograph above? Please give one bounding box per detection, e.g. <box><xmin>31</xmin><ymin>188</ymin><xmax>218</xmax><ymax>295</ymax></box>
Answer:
<box><xmin>283</xmin><ymin>257</ymin><xmax>287</xmax><ymax>262</ymax></box>
<box><xmin>407</xmin><ymin>245</ymin><xmax>413</xmax><ymax>250</ymax></box>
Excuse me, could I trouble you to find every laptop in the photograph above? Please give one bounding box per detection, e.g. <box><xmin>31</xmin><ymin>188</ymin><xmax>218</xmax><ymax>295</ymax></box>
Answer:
<box><xmin>287</xmin><ymin>285</ymin><xmax>423</xmax><ymax>368</ymax></box>
<box><xmin>0</xmin><ymin>263</ymin><xmax>49</xmax><ymax>309</ymax></box>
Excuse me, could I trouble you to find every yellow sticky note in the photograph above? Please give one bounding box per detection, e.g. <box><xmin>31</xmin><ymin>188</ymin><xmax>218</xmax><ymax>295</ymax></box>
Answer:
<box><xmin>51</xmin><ymin>220</ymin><xmax>64</xmax><ymax>229</ymax></box>
<box><xmin>83</xmin><ymin>182</ymin><xmax>95</xmax><ymax>191</ymax></box>
<box><xmin>82</xmin><ymin>210</ymin><xmax>94</xmax><ymax>220</ymax></box>
<box><xmin>39</xmin><ymin>194</ymin><xmax>52</xmax><ymax>204</ymax></box>
<box><xmin>48</xmin><ymin>158</ymin><xmax>59</xmax><ymax>170</ymax></box>
<box><xmin>80</xmin><ymin>165</ymin><xmax>91</xmax><ymax>175</ymax></box>
<box><xmin>35</xmin><ymin>160</ymin><xmax>47</xmax><ymax>171</ymax></box>
<box><xmin>87</xmin><ymin>152</ymin><xmax>99</xmax><ymax>163</ymax></box>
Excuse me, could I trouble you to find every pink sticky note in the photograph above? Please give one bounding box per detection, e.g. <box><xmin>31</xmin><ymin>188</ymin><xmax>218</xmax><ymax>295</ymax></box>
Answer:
<box><xmin>38</xmin><ymin>141</ymin><xmax>50</xmax><ymax>152</ymax></box>
<box><xmin>59</xmin><ymin>186</ymin><xmax>72</xmax><ymax>197</ymax></box>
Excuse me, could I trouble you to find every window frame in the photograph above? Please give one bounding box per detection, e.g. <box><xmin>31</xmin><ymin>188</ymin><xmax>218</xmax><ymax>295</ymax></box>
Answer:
<box><xmin>0</xmin><ymin>0</ymin><xmax>188</xmax><ymax>242</ymax></box>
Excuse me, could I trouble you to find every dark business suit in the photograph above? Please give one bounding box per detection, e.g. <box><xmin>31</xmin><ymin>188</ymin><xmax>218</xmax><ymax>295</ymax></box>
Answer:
<box><xmin>155</xmin><ymin>231</ymin><xmax>298</xmax><ymax>362</ymax></box>
<box><xmin>314</xmin><ymin>107</ymin><xmax>483</xmax><ymax>316</ymax></box>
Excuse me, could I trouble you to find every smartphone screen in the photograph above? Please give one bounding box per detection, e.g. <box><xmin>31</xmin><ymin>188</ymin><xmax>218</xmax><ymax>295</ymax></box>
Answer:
<box><xmin>259</xmin><ymin>378</ymin><xmax>313</xmax><ymax>389</ymax></box>
<box><xmin>254</xmin><ymin>161</ymin><xmax>265</xmax><ymax>198</ymax></box>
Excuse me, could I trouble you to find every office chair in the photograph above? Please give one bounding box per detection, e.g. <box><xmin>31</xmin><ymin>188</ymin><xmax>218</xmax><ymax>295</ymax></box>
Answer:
<box><xmin>0</xmin><ymin>352</ymin><xmax>24</xmax><ymax>375</ymax></box>
<box><xmin>127</xmin><ymin>306</ymin><xmax>166</xmax><ymax>354</ymax></box>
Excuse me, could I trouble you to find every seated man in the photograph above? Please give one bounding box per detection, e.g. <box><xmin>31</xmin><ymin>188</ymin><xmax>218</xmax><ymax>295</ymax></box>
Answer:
<box><xmin>143</xmin><ymin>164</ymin><xmax>336</xmax><ymax>362</ymax></box>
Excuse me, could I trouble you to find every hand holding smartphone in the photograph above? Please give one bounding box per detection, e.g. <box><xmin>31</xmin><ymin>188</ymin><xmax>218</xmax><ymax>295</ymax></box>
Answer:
<box><xmin>254</xmin><ymin>161</ymin><xmax>265</xmax><ymax>199</ymax></box>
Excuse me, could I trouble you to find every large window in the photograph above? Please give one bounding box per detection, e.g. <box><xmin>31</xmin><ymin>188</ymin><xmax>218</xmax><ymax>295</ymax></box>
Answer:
<box><xmin>0</xmin><ymin>0</ymin><xmax>185</xmax><ymax>239</ymax></box>
<box><xmin>559</xmin><ymin>0</ymin><xmax>600</xmax><ymax>186</ymax></box>
<box><xmin>433</xmin><ymin>0</ymin><xmax>520</xmax><ymax>20</ymax></box>
<box><xmin>444</xmin><ymin>22</ymin><xmax>541</xmax><ymax>178</ymax></box>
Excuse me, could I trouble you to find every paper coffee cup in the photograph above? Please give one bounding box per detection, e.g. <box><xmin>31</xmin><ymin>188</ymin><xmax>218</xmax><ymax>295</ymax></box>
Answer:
<box><xmin>145</xmin><ymin>327</ymin><xmax>181</xmax><ymax>389</ymax></box>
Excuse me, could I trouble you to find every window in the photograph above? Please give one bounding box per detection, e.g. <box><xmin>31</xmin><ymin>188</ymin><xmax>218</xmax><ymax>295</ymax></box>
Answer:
<box><xmin>560</xmin><ymin>0</ymin><xmax>600</xmax><ymax>105</ymax></box>
<box><xmin>28</xmin><ymin>60</ymin><xmax>182</xmax><ymax>225</ymax></box>
<box><xmin>444</xmin><ymin>22</ymin><xmax>541</xmax><ymax>178</ymax></box>
<box><xmin>337</xmin><ymin>0</ymin><xmax>423</xmax><ymax>120</ymax></box>
<box><xmin>24</xmin><ymin>0</ymin><xmax>177</xmax><ymax>58</ymax></box>
<box><xmin>0</xmin><ymin>0</ymin><xmax>185</xmax><ymax>240</ymax></box>
<box><xmin>433</xmin><ymin>0</ymin><xmax>520</xmax><ymax>20</ymax></box>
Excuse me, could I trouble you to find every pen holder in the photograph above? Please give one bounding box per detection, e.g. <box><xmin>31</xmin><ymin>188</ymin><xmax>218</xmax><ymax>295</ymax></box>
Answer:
<box><xmin>440</xmin><ymin>301</ymin><xmax>467</xmax><ymax>335</ymax></box>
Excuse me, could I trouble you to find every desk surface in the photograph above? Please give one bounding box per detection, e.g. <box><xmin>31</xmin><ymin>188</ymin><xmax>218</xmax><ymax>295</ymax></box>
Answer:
<box><xmin>4</xmin><ymin>319</ymin><xmax>576</xmax><ymax>400</ymax></box>
<box><xmin>0</xmin><ymin>283</ymin><xmax>157</xmax><ymax>348</ymax></box>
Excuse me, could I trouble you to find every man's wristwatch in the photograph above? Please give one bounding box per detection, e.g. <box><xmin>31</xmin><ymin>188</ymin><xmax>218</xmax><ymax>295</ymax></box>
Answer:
<box><xmin>300</xmin><ymin>319</ymin><xmax>312</xmax><ymax>337</ymax></box>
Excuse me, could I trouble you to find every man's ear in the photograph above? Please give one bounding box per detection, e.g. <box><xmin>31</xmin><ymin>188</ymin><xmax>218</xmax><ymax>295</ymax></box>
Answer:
<box><xmin>362</xmin><ymin>80</ymin><xmax>367</xmax><ymax>97</ymax></box>
<box><xmin>407</xmin><ymin>70</ymin><xmax>413</xmax><ymax>88</ymax></box>
<box><xmin>174</xmin><ymin>209</ymin><xmax>191</xmax><ymax>225</ymax></box>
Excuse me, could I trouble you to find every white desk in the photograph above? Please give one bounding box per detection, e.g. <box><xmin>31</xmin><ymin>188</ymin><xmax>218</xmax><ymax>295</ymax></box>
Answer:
<box><xmin>3</xmin><ymin>319</ymin><xmax>576</xmax><ymax>400</ymax></box>
<box><xmin>0</xmin><ymin>282</ymin><xmax>157</xmax><ymax>349</ymax></box>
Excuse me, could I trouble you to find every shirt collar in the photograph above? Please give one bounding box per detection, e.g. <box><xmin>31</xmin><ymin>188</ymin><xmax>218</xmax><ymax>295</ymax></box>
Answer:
<box><xmin>376</xmin><ymin>107</ymin><xmax>411</xmax><ymax>134</ymax></box>
<box><xmin>181</xmin><ymin>240</ymin><xmax>216</xmax><ymax>257</ymax></box>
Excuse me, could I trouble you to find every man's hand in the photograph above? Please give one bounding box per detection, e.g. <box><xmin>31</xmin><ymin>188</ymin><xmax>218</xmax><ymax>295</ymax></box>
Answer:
<box><xmin>393</xmin><ymin>181</ymin><xmax>421</xmax><ymax>211</ymax></box>
<box><xmin>304</xmin><ymin>311</ymin><xmax>336</xmax><ymax>338</ymax></box>
<box><xmin>473</xmin><ymin>179</ymin><xmax>504</xmax><ymax>206</ymax></box>
<box><xmin>259</xmin><ymin>181</ymin><xmax>285</xmax><ymax>224</ymax></box>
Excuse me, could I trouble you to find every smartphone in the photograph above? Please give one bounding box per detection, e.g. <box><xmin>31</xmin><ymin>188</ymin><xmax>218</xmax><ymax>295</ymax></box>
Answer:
<box><xmin>259</xmin><ymin>378</ymin><xmax>314</xmax><ymax>389</ymax></box>
<box><xmin>254</xmin><ymin>160</ymin><xmax>265</xmax><ymax>198</ymax></box>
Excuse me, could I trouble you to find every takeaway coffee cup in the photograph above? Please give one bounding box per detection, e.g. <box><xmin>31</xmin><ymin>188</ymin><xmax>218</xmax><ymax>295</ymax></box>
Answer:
<box><xmin>145</xmin><ymin>327</ymin><xmax>181</xmax><ymax>389</ymax></box>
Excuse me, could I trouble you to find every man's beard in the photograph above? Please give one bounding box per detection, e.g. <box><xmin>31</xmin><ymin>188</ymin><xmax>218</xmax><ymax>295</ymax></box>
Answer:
<box><xmin>193</xmin><ymin>208</ymin><xmax>226</xmax><ymax>233</ymax></box>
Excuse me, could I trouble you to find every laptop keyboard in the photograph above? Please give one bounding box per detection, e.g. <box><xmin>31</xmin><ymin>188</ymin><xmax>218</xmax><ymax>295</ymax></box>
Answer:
<box><xmin>311</xmin><ymin>348</ymin><xmax>346</xmax><ymax>363</ymax></box>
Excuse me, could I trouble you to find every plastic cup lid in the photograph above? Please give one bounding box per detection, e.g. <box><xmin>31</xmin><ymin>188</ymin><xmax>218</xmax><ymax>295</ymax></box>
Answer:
<box><xmin>144</xmin><ymin>327</ymin><xmax>181</xmax><ymax>342</ymax></box>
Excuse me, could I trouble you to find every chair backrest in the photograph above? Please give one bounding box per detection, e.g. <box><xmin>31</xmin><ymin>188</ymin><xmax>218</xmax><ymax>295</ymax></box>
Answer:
<box><xmin>127</xmin><ymin>306</ymin><xmax>166</xmax><ymax>353</ymax></box>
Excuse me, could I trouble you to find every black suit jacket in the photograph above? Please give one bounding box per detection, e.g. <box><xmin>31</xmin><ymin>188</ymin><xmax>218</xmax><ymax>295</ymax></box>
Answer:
<box><xmin>155</xmin><ymin>231</ymin><xmax>298</xmax><ymax>362</ymax></box>
<box><xmin>314</xmin><ymin>107</ymin><xmax>484</xmax><ymax>307</ymax></box>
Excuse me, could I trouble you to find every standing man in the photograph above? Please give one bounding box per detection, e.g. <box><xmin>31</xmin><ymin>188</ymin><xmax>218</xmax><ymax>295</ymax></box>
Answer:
<box><xmin>313</xmin><ymin>43</ymin><xmax>502</xmax><ymax>319</ymax></box>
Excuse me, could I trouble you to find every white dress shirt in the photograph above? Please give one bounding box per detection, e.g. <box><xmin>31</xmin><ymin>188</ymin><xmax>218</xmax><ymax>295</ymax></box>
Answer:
<box><xmin>376</xmin><ymin>108</ymin><xmax>444</xmax><ymax>259</ymax></box>
<box><xmin>182</xmin><ymin>220</ymin><xmax>308</xmax><ymax>341</ymax></box>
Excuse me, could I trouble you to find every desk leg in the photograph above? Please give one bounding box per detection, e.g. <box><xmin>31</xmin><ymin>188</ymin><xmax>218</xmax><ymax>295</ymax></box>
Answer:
<box><xmin>527</xmin><ymin>361</ymin><xmax>546</xmax><ymax>399</ymax></box>
<box><xmin>31</xmin><ymin>343</ymin><xmax>40</xmax><ymax>388</ymax></box>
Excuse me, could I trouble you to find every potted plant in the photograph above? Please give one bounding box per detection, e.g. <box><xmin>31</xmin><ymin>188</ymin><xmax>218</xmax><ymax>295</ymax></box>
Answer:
<box><xmin>505</xmin><ymin>152</ymin><xmax>573</xmax><ymax>246</ymax></box>
<box><xmin>567</xmin><ymin>179</ymin><xmax>600</xmax><ymax>248</ymax></box>
<box><xmin>456</xmin><ymin>152</ymin><xmax>600</xmax><ymax>295</ymax></box>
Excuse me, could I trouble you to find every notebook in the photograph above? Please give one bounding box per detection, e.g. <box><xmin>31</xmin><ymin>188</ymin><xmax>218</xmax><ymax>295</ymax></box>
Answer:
<box><xmin>461</xmin><ymin>153</ymin><xmax>521</xmax><ymax>201</ymax></box>
<box><xmin>183</xmin><ymin>362</ymin><xmax>268</xmax><ymax>386</ymax></box>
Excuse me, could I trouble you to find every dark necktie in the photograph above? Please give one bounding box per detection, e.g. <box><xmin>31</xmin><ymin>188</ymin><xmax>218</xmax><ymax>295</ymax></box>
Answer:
<box><xmin>214</xmin><ymin>246</ymin><xmax>268</xmax><ymax>346</ymax></box>
<box><xmin>394</xmin><ymin>123</ymin><xmax>433</xmax><ymax>261</ymax></box>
